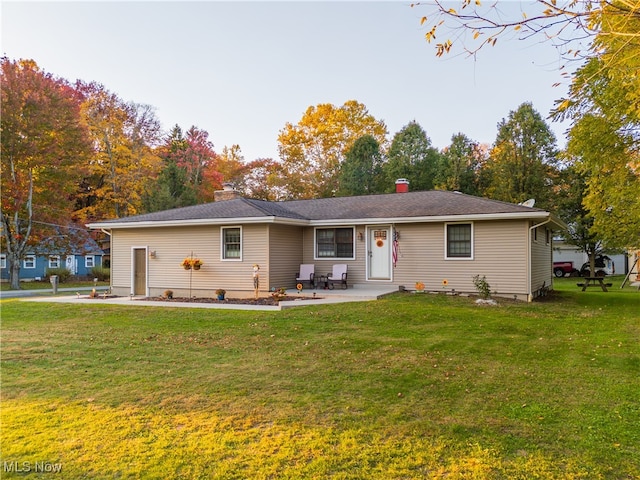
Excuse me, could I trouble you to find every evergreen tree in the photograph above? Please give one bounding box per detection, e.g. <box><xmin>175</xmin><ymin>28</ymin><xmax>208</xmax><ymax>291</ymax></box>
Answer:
<box><xmin>485</xmin><ymin>103</ymin><xmax>559</xmax><ymax>210</ymax></box>
<box><xmin>384</xmin><ymin>121</ymin><xmax>441</xmax><ymax>192</ymax></box>
<box><xmin>338</xmin><ymin>135</ymin><xmax>384</xmax><ymax>196</ymax></box>
<box><xmin>142</xmin><ymin>125</ymin><xmax>197</xmax><ymax>212</ymax></box>
<box><xmin>436</xmin><ymin>133</ymin><xmax>484</xmax><ymax>195</ymax></box>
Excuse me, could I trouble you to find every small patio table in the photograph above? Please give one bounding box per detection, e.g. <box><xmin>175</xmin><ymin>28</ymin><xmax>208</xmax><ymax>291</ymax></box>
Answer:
<box><xmin>318</xmin><ymin>275</ymin><xmax>329</xmax><ymax>289</ymax></box>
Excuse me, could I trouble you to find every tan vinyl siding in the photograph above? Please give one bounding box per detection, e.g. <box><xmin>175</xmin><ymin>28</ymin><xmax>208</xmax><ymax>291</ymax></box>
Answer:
<box><xmin>110</xmin><ymin>224</ymin><xmax>271</xmax><ymax>297</ymax></box>
<box><xmin>111</xmin><ymin>232</ymin><xmax>134</xmax><ymax>295</ymax></box>
<box><xmin>531</xmin><ymin>225</ymin><xmax>553</xmax><ymax>296</ymax></box>
<box><xmin>298</xmin><ymin>220</ymin><xmax>531</xmax><ymax>296</ymax></box>
<box><xmin>268</xmin><ymin>224</ymin><xmax>304</xmax><ymax>290</ymax></box>
<box><xmin>109</xmin><ymin>217</ymin><xmax>545</xmax><ymax>300</ymax></box>
<box><xmin>380</xmin><ymin>220</ymin><xmax>531</xmax><ymax>296</ymax></box>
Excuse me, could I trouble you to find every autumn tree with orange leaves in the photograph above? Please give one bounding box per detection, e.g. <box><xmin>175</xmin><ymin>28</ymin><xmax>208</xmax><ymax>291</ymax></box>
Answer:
<box><xmin>1</xmin><ymin>57</ymin><xmax>92</xmax><ymax>289</ymax></box>
<box><xmin>74</xmin><ymin>81</ymin><xmax>163</xmax><ymax>222</ymax></box>
<box><xmin>277</xmin><ymin>100</ymin><xmax>388</xmax><ymax>199</ymax></box>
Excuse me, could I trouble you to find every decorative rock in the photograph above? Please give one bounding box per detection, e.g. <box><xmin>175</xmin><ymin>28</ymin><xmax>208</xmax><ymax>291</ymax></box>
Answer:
<box><xmin>475</xmin><ymin>298</ymin><xmax>498</xmax><ymax>306</ymax></box>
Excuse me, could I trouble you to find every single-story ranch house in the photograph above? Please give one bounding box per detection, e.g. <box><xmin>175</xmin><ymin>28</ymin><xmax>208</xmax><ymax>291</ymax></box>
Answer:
<box><xmin>87</xmin><ymin>182</ymin><xmax>565</xmax><ymax>302</ymax></box>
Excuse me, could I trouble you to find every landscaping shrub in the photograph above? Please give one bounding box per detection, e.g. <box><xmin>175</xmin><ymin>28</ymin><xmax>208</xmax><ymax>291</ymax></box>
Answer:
<box><xmin>91</xmin><ymin>266</ymin><xmax>110</xmax><ymax>281</ymax></box>
<box><xmin>45</xmin><ymin>267</ymin><xmax>72</xmax><ymax>283</ymax></box>
<box><xmin>472</xmin><ymin>274</ymin><xmax>491</xmax><ymax>299</ymax></box>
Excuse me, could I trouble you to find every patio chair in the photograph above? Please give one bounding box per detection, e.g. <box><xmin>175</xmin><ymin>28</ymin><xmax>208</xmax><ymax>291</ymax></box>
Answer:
<box><xmin>327</xmin><ymin>264</ymin><xmax>348</xmax><ymax>289</ymax></box>
<box><xmin>296</xmin><ymin>264</ymin><xmax>316</xmax><ymax>289</ymax></box>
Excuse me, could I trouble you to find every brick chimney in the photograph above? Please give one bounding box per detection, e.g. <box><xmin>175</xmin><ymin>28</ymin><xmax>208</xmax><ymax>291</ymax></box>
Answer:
<box><xmin>214</xmin><ymin>183</ymin><xmax>241</xmax><ymax>202</ymax></box>
<box><xmin>395</xmin><ymin>178</ymin><xmax>409</xmax><ymax>193</ymax></box>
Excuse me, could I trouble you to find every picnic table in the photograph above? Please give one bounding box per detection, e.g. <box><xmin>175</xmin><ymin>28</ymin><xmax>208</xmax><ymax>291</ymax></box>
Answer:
<box><xmin>577</xmin><ymin>277</ymin><xmax>613</xmax><ymax>292</ymax></box>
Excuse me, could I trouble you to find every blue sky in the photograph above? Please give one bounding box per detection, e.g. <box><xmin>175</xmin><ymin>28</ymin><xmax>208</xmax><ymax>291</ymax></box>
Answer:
<box><xmin>2</xmin><ymin>1</ymin><xmax>574</xmax><ymax>162</ymax></box>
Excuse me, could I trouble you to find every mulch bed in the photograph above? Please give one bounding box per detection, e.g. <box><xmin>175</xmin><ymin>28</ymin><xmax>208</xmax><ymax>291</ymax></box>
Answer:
<box><xmin>138</xmin><ymin>295</ymin><xmax>322</xmax><ymax>305</ymax></box>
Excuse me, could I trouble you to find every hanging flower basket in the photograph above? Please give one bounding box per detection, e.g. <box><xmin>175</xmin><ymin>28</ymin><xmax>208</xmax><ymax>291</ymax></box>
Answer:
<box><xmin>181</xmin><ymin>258</ymin><xmax>203</xmax><ymax>270</ymax></box>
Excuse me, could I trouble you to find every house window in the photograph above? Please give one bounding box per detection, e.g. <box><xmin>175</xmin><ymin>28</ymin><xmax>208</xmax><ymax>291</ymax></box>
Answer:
<box><xmin>222</xmin><ymin>227</ymin><xmax>242</xmax><ymax>260</ymax></box>
<box><xmin>445</xmin><ymin>223</ymin><xmax>473</xmax><ymax>259</ymax></box>
<box><xmin>315</xmin><ymin>227</ymin><xmax>354</xmax><ymax>259</ymax></box>
<box><xmin>49</xmin><ymin>255</ymin><xmax>61</xmax><ymax>268</ymax></box>
<box><xmin>23</xmin><ymin>255</ymin><xmax>36</xmax><ymax>269</ymax></box>
<box><xmin>0</xmin><ymin>254</ymin><xmax>6</xmax><ymax>269</ymax></box>
<box><xmin>85</xmin><ymin>256</ymin><xmax>95</xmax><ymax>268</ymax></box>
<box><xmin>545</xmin><ymin>228</ymin><xmax>551</xmax><ymax>245</ymax></box>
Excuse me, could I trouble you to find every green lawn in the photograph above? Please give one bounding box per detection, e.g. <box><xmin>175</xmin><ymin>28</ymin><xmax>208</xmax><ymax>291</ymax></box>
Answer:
<box><xmin>1</xmin><ymin>277</ymin><xmax>639</xmax><ymax>479</ymax></box>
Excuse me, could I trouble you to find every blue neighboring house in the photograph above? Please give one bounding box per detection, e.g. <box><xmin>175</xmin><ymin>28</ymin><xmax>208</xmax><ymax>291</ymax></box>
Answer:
<box><xmin>1</xmin><ymin>237</ymin><xmax>104</xmax><ymax>281</ymax></box>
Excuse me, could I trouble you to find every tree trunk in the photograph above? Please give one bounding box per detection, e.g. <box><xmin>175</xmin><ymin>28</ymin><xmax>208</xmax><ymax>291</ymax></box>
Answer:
<box><xmin>9</xmin><ymin>255</ymin><xmax>21</xmax><ymax>290</ymax></box>
<box><xmin>588</xmin><ymin>252</ymin><xmax>597</xmax><ymax>277</ymax></box>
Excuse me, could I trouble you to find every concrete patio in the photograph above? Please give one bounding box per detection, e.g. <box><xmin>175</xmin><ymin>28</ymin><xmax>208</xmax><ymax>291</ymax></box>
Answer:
<box><xmin>19</xmin><ymin>284</ymin><xmax>401</xmax><ymax>311</ymax></box>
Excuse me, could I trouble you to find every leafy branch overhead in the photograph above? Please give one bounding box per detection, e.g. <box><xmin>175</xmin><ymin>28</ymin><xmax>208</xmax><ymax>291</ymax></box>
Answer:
<box><xmin>415</xmin><ymin>0</ymin><xmax>615</xmax><ymax>62</ymax></box>
<box><xmin>414</xmin><ymin>1</ymin><xmax>640</xmax><ymax>249</ymax></box>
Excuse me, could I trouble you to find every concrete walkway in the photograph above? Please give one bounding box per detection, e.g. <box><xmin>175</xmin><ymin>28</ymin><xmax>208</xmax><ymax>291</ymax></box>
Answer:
<box><xmin>16</xmin><ymin>285</ymin><xmax>400</xmax><ymax>311</ymax></box>
<box><xmin>0</xmin><ymin>286</ymin><xmax>110</xmax><ymax>299</ymax></box>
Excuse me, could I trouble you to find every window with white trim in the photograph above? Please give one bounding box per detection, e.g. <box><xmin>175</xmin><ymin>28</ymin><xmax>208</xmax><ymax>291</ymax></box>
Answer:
<box><xmin>222</xmin><ymin>227</ymin><xmax>242</xmax><ymax>260</ymax></box>
<box><xmin>85</xmin><ymin>255</ymin><xmax>95</xmax><ymax>268</ymax></box>
<box><xmin>49</xmin><ymin>255</ymin><xmax>61</xmax><ymax>268</ymax></box>
<box><xmin>445</xmin><ymin>223</ymin><xmax>473</xmax><ymax>259</ymax></box>
<box><xmin>315</xmin><ymin>227</ymin><xmax>354</xmax><ymax>259</ymax></box>
<box><xmin>0</xmin><ymin>254</ymin><xmax>6</xmax><ymax>269</ymax></box>
<box><xmin>24</xmin><ymin>255</ymin><xmax>36</xmax><ymax>269</ymax></box>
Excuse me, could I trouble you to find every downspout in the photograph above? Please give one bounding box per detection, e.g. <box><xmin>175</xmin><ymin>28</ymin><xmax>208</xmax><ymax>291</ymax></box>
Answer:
<box><xmin>100</xmin><ymin>229</ymin><xmax>112</xmax><ymax>291</ymax></box>
<box><xmin>527</xmin><ymin>219</ymin><xmax>551</xmax><ymax>302</ymax></box>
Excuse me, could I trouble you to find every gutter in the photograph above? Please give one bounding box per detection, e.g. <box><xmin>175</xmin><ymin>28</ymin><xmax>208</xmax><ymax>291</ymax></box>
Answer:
<box><xmin>87</xmin><ymin>211</ymin><xmax>554</xmax><ymax>230</ymax></box>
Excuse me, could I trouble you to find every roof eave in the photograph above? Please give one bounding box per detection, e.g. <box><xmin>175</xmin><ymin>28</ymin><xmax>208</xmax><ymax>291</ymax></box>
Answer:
<box><xmin>88</xmin><ymin>211</ymin><xmax>561</xmax><ymax>230</ymax></box>
<box><xmin>87</xmin><ymin>216</ymin><xmax>310</xmax><ymax>230</ymax></box>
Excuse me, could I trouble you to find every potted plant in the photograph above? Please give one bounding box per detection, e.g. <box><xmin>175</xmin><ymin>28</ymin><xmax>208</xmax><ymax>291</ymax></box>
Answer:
<box><xmin>215</xmin><ymin>289</ymin><xmax>226</xmax><ymax>300</ymax></box>
<box><xmin>270</xmin><ymin>287</ymin><xmax>287</xmax><ymax>301</ymax></box>
<box><xmin>181</xmin><ymin>258</ymin><xmax>192</xmax><ymax>270</ymax></box>
<box><xmin>415</xmin><ymin>281</ymin><xmax>425</xmax><ymax>293</ymax></box>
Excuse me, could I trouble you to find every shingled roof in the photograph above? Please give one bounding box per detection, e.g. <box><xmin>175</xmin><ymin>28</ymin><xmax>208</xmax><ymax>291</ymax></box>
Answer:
<box><xmin>88</xmin><ymin>190</ymin><xmax>560</xmax><ymax>229</ymax></box>
<box><xmin>96</xmin><ymin>198</ymin><xmax>307</xmax><ymax>224</ymax></box>
<box><xmin>283</xmin><ymin>190</ymin><xmax>544</xmax><ymax>219</ymax></box>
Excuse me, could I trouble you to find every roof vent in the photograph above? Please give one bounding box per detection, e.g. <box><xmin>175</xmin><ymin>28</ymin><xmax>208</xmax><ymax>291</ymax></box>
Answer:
<box><xmin>395</xmin><ymin>178</ymin><xmax>409</xmax><ymax>193</ymax></box>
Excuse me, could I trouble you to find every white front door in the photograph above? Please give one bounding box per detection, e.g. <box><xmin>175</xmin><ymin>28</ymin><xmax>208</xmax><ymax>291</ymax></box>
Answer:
<box><xmin>368</xmin><ymin>226</ymin><xmax>392</xmax><ymax>280</ymax></box>
<box><xmin>65</xmin><ymin>255</ymin><xmax>76</xmax><ymax>274</ymax></box>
